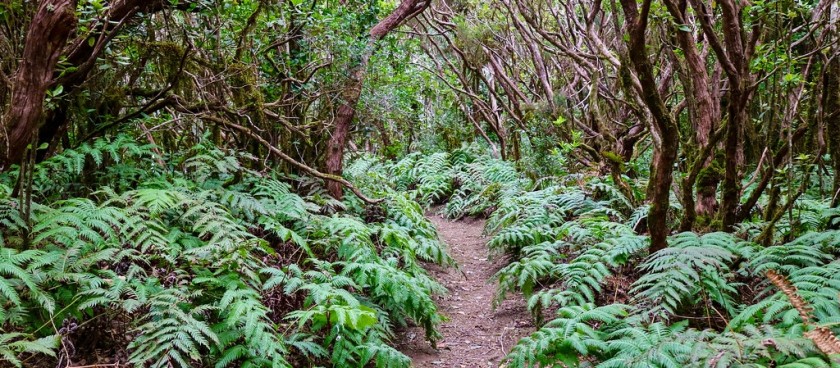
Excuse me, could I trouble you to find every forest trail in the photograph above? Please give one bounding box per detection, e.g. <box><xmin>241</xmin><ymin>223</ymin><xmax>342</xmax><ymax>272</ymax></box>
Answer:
<box><xmin>397</xmin><ymin>214</ymin><xmax>534</xmax><ymax>367</ymax></box>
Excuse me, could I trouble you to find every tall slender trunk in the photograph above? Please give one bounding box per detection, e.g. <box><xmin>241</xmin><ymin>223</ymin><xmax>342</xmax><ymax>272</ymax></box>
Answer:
<box><xmin>620</xmin><ymin>0</ymin><xmax>680</xmax><ymax>253</ymax></box>
<box><xmin>715</xmin><ymin>0</ymin><xmax>748</xmax><ymax>229</ymax></box>
<box><xmin>721</xmin><ymin>85</ymin><xmax>745</xmax><ymax>228</ymax></box>
<box><xmin>825</xmin><ymin>1</ymin><xmax>840</xmax><ymax>205</ymax></box>
<box><xmin>826</xmin><ymin>47</ymin><xmax>840</xmax><ymax>204</ymax></box>
<box><xmin>325</xmin><ymin>0</ymin><xmax>429</xmax><ymax>199</ymax></box>
<box><xmin>663</xmin><ymin>0</ymin><xmax>719</xmax><ymax>231</ymax></box>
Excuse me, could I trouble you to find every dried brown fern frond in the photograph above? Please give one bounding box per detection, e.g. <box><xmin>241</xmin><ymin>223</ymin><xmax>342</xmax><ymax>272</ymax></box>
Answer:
<box><xmin>765</xmin><ymin>270</ymin><xmax>813</xmax><ymax>323</ymax></box>
<box><xmin>765</xmin><ymin>270</ymin><xmax>840</xmax><ymax>358</ymax></box>
<box><xmin>804</xmin><ymin>327</ymin><xmax>840</xmax><ymax>356</ymax></box>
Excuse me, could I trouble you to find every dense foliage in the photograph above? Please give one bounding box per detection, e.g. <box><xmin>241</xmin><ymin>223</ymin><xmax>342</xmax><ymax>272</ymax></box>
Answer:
<box><xmin>0</xmin><ymin>137</ymin><xmax>451</xmax><ymax>367</ymax></box>
<box><xmin>1</xmin><ymin>0</ymin><xmax>840</xmax><ymax>366</ymax></box>
<box><xmin>392</xmin><ymin>148</ymin><xmax>840</xmax><ymax>367</ymax></box>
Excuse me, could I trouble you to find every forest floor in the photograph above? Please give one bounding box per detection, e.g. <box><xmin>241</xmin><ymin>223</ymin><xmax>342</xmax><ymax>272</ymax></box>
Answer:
<box><xmin>396</xmin><ymin>213</ymin><xmax>534</xmax><ymax>367</ymax></box>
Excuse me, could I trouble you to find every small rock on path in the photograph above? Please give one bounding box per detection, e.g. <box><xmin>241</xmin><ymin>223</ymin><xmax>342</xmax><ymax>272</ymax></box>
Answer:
<box><xmin>397</xmin><ymin>214</ymin><xmax>534</xmax><ymax>367</ymax></box>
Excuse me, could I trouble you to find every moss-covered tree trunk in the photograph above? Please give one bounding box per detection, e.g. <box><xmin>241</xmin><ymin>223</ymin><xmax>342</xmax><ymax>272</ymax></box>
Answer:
<box><xmin>621</xmin><ymin>0</ymin><xmax>680</xmax><ymax>253</ymax></box>
<box><xmin>710</xmin><ymin>0</ymin><xmax>751</xmax><ymax>230</ymax></box>
<box><xmin>663</xmin><ymin>0</ymin><xmax>720</xmax><ymax>231</ymax></box>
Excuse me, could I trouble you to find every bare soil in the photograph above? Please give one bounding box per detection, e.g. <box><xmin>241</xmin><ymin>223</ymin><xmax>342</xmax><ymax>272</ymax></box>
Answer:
<box><xmin>397</xmin><ymin>214</ymin><xmax>534</xmax><ymax>367</ymax></box>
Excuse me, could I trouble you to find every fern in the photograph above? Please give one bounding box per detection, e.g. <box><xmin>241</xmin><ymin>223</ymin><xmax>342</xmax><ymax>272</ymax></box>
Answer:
<box><xmin>495</xmin><ymin>241</ymin><xmax>564</xmax><ymax>305</ymax></box>
<box><xmin>599</xmin><ymin>321</ymin><xmax>693</xmax><ymax>368</ymax></box>
<box><xmin>690</xmin><ymin>324</ymin><xmax>827</xmax><ymax>367</ymax></box>
<box><xmin>631</xmin><ymin>232</ymin><xmax>740</xmax><ymax>317</ymax></box>
<box><xmin>275</xmin><ymin>262</ymin><xmax>411</xmax><ymax>367</ymax></box>
<box><xmin>0</xmin><ymin>333</ymin><xmax>59</xmax><ymax>368</ymax></box>
<box><xmin>505</xmin><ymin>303</ymin><xmax>629</xmax><ymax>367</ymax></box>
<box><xmin>128</xmin><ymin>287</ymin><xmax>220</xmax><ymax>368</ymax></box>
<box><xmin>0</xmin><ymin>136</ymin><xmax>456</xmax><ymax>367</ymax></box>
<box><xmin>0</xmin><ymin>189</ymin><xmax>27</xmax><ymax>248</ymax></box>
<box><xmin>356</xmin><ymin>149</ymin><xmax>840</xmax><ymax>368</ymax></box>
<box><xmin>750</xmin><ymin>231</ymin><xmax>838</xmax><ymax>274</ymax></box>
<box><xmin>211</xmin><ymin>280</ymin><xmax>289</xmax><ymax>368</ymax></box>
<box><xmin>521</xmin><ymin>232</ymin><xmax>645</xmax><ymax>319</ymax></box>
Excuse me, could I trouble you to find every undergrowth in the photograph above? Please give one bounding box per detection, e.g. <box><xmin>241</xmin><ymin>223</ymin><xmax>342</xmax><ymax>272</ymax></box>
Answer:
<box><xmin>0</xmin><ymin>136</ymin><xmax>451</xmax><ymax>368</ymax></box>
<box><xmin>377</xmin><ymin>146</ymin><xmax>840</xmax><ymax>367</ymax></box>
<box><xmin>5</xmin><ymin>138</ymin><xmax>840</xmax><ymax>367</ymax></box>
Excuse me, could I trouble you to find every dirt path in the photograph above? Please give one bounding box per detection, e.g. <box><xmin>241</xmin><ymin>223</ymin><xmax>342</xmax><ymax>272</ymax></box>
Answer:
<box><xmin>397</xmin><ymin>214</ymin><xmax>533</xmax><ymax>367</ymax></box>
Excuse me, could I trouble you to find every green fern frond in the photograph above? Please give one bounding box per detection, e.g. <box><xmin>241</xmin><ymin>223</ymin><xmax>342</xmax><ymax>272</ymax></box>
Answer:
<box><xmin>631</xmin><ymin>232</ymin><xmax>739</xmax><ymax>317</ymax></box>
<box><xmin>506</xmin><ymin>303</ymin><xmax>629</xmax><ymax>367</ymax></box>
<box><xmin>129</xmin><ymin>287</ymin><xmax>221</xmax><ymax>368</ymax></box>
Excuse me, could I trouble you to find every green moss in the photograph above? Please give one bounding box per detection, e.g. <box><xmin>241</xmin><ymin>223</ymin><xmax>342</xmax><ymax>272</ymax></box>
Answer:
<box><xmin>601</xmin><ymin>150</ymin><xmax>624</xmax><ymax>164</ymax></box>
<box><xmin>601</xmin><ymin>150</ymin><xmax>625</xmax><ymax>172</ymax></box>
<box><xmin>696</xmin><ymin>153</ymin><xmax>724</xmax><ymax>189</ymax></box>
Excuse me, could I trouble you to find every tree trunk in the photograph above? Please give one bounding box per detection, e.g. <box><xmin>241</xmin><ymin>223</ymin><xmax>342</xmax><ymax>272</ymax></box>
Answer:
<box><xmin>711</xmin><ymin>0</ymin><xmax>749</xmax><ymax>230</ymax></box>
<box><xmin>827</xmin><ymin>53</ymin><xmax>840</xmax><ymax>204</ymax></box>
<box><xmin>663</xmin><ymin>0</ymin><xmax>720</xmax><ymax>230</ymax></box>
<box><xmin>826</xmin><ymin>3</ymin><xmax>840</xmax><ymax>205</ymax></box>
<box><xmin>374</xmin><ymin>119</ymin><xmax>395</xmax><ymax>159</ymax></box>
<box><xmin>29</xmin><ymin>0</ymin><xmax>199</xmax><ymax>163</ymax></box>
<box><xmin>1</xmin><ymin>0</ymin><xmax>77</xmax><ymax>168</ymax></box>
<box><xmin>620</xmin><ymin>0</ymin><xmax>680</xmax><ymax>254</ymax></box>
<box><xmin>721</xmin><ymin>85</ymin><xmax>745</xmax><ymax>228</ymax></box>
<box><xmin>325</xmin><ymin>0</ymin><xmax>429</xmax><ymax>199</ymax></box>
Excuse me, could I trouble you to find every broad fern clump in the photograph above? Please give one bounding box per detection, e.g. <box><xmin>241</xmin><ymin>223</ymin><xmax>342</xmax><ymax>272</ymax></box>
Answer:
<box><xmin>631</xmin><ymin>232</ymin><xmax>742</xmax><ymax>318</ymax></box>
<box><xmin>0</xmin><ymin>136</ymin><xmax>451</xmax><ymax>368</ymax></box>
